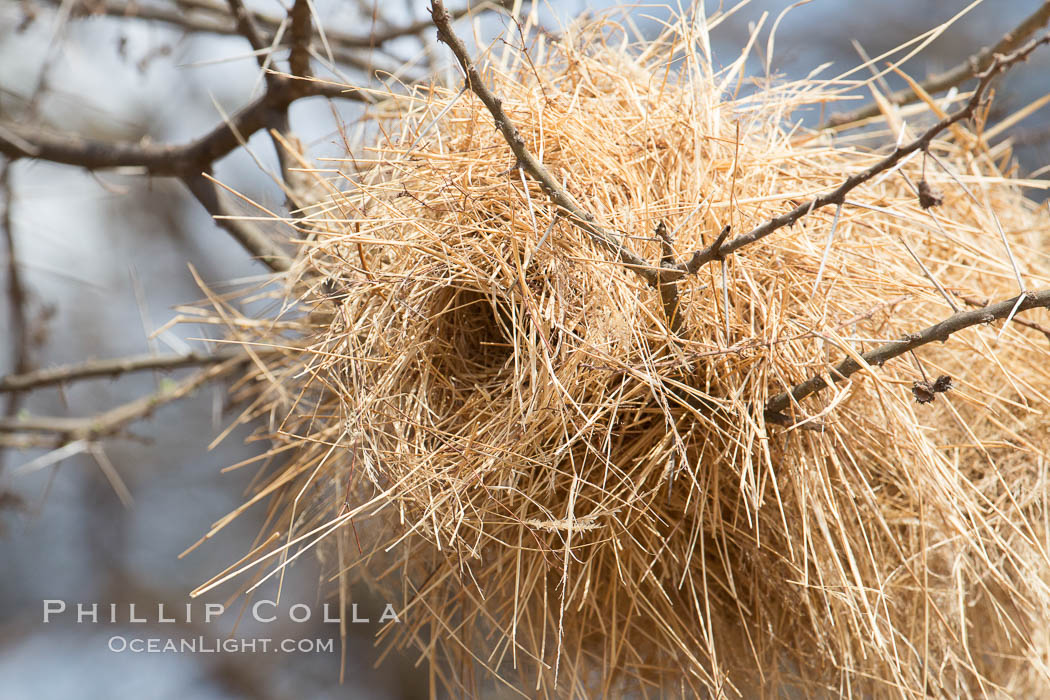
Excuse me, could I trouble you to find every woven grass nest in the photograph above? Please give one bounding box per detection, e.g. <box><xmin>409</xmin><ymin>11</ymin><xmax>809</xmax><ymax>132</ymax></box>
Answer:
<box><xmin>201</xmin><ymin>8</ymin><xmax>1050</xmax><ymax>698</ymax></box>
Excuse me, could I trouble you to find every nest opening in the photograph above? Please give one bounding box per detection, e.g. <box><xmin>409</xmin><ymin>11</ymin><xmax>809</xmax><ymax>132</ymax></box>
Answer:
<box><xmin>429</xmin><ymin>283</ymin><xmax>516</xmax><ymax>383</ymax></box>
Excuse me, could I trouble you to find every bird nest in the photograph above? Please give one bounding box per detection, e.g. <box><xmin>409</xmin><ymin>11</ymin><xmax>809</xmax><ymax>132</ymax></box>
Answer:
<box><xmin>197</xmin><ymin>8</ymin><xmax>1050</xmax><ymax>698</ymax></box>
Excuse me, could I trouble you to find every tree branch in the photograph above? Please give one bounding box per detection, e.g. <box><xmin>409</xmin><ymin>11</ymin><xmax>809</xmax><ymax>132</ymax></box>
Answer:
<box><xmin>956</xmin><ymin>292</ymin><xmax>1050</xmax><ymax>345</ymax></box>
<box><xmin>225</xmin><ymin>0</ymin><xmax>269</xmax><ymax>68</ymax></box>
<box><xmin>764</xmin><ymin>288</ymin><xmax>1050</xmax><ymax>419</ymax></box>
<box><xmin>687</xmin><ymin>33</ymin><xmax>1050</xmax><ymax>276</ymax></box>
<box><xmin>0</xmin><ymin>350</ymin><xmax>248</xmax><ymax>393</ymax></box>
<box><xmin>288</xmin><ymin>0</ymin><xmax>313</xmax><ymax>79</ymax></box>
<box><xmin>0</xmin><ymin>78</ymin><xmax>366</xmax><ymax>176</ymax></box>
<box><xmin>56</xmin><ymin>0</ymin><xmax>415</xmax><ymax>80</ymax></box>
<box><xmin>67</xmin><ymin>0</ymin><xmax>509</xmax><ymax>54</ymax></box>
<box><xmin>182</xmin><ymin>173</ymin><xmax>293</xmax><ymax>272</ymax></box>
<box><xmin>825</xmin><ymin>1</ymin><xmax>1050</xmax><ymax>128</ymax></box>
<box><xmin>1</xmin><ymin>162</ymin><xmax>30</xmax><ymax>458</ymax></box>
<box><xmin>0</xmin><ymin>75</ymin><xmax>360</xmax><ymax>270</ymax></box>
<box><xmin>429</xmin><ymin>0</ymin><xmax>660</xmax><ymax>287</ymax></box>
<box><xmin>655</xmin><ymin>221</ymin><xmax>683</xmax><ymax>334</ymax></box>
<box><xmin>0</xmin><ymin>358</ymin><xmax>247</xmax><ymax>441</ymax></box>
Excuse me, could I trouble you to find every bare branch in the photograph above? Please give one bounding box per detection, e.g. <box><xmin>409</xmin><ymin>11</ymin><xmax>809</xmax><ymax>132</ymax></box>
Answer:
<box><xmin>0</xmin><ymin>350</ymin><xmax>248</xmax><ymax>393</ymax></box>
<box><xmin>1</xmin><ymin>162</ymin><xmax>30</xmax><ymax>456</ymax></box>
<box><xmin>0</xmin><ymin>358</ymin><xmax>248</xmax><ymax>442</ymax></box>
<box><xmin>221</xmin><ymin>0</ymin><xmax>304</xmax><ymax>197</ymax></box>
<box><xmin>764</xmin><ymin>288</ymin><xmax>1050</xmax><ymax>419</ymax></box>
<box><xmin>0</xmin><ymin>164</ymin><xmax>27</xmax><ymax>384</ymax></box>
<box><xmin>695</xmin><ymin>33</ymin><xmax>1050</xmax><ymax>275</ymax></box>
<box><xmin>182</xmin><ymin>173</ymin><xmax>293</xmax><ymax>272</ymax></box>
<box><xmin>826</xmin><ymin>1</ymin><xmax>1050</xmax><ymax>127</ymax></box>
<box><xmin>956</xmin><ymin>292</ymin><xmax>1050</xmax><ymax>345</ymax></box>
<box><xmin>224</xmin><ymin>0</ymin><xmax>269</xmax><ymax>69</ymax></box>
<box><xmin>678</xmin><ymin>224</ymin><xmax>731</xmax><ymax>276</ymax></box>
<box><xmin>429</xmin><ymin>0</ymin><xmax>660</xmax><ymax>287</ymax></box>
<box><xmin>0</xmin><ymin>78</ymin><xmax>366</xmax><ymax>176</ymax></box>
<box><xmin>0</xmin><ymin>433</ymin><xmax>60</xmax><ymax>450</ymax></box>
<box><xmin>655</xmin><ymin>221</ymin><xmax>682</xmax><ymax>334</ymax></box>
<box><xmin>67</xmin><ymin>0</ymin><xmax>508</xmax><ymax>54</ymax></box>
<box><xmin>0</xmin><ymin>74</ymin><xmax>361</xmax><ymax>270</ymax></box>
<box><xmin>288</xmin><ymin>0</ymin><xmax>314</xmax><ymax>79</ymax></box>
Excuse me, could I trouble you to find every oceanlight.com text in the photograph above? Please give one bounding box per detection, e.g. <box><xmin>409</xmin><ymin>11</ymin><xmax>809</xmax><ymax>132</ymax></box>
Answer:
<box><xmin>107</xmin><ymin>636</ymin><xmax>336</xmax><ymax>654</ymax></box>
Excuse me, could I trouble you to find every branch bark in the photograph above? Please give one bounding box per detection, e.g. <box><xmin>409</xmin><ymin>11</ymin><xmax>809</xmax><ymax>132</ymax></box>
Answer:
<box><xmin>764</xmin><ymin>288</ymin><xmax>1050</xmax><ymax>419</ymax></box>
<box><xmin>697</xmin><ymin>33</ymin><xmax>1050</xmax><ymax>275</ymax></box>
<box><xmin>0</xmin><ymin>358</ymin><xmax>248</xmax><ymax>441</ymax></box>
<box><xmin>64</xmin><ymin>0</ymin><xmax>511</xmax><ymax>57</ymax></box>
<box><xmin>225</xmin><ymin>0</ymin><xmax>270</xmax><ymax>69</ymax></box>
<box><xmin>0</xmin><ymin>79</ymin><xmax>366</xmax><ymax>176</ymax></box>
<box><xmin>825</xmin><ymin>1</ymin><xmax>1050</xmax><ymax>128</ymax></box>
<box><xmin>0</xmin><ymin>349</ymin><xmax>247</xmax><ymax>392</ymax></box>
<box><xmin>288</xmin><ymin>0</ymin><xmax>314</xmax><ymax>79</ymax></box>
<box><xmin>656</xmin><ymin>222</ymin><xmax>683</xmax><ymax>334</ymax></box>
<box><xmin>430</xmin><ymin>0</ymin><xmax>661</xmax><ymax>287</ymax></box>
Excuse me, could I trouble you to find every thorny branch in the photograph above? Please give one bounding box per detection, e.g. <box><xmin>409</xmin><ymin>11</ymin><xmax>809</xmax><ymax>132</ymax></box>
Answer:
<box><xmin>0</xmin><ymin>350</ymin><xmax>248</xmax><ymax>394</ymax></box>
<box><xmin>430</xmin><ymin>1</ymin><xmax>1050</xmax><ymax>340</ymax></box>
<box><xmin>764</xmin><ymin>288</ymin><xmax>1050</xmax><ymax>420</ymax></box>
<box><xmin>63</xmin><ymin>0</ymin><xmax>506</xmax><ymax>52</ymax></box>
<box><xmin>0</xmin><ymin>80</ymin><xmax>364</xmax><ymax>176</ymax></box>
<box><xmin>956</xmin><ymin>293</ymin><xmax>1050</xmax><ymax>346</ymax></box>
<box><xmin>430</xmin><ymin>0</ymin><xmax>661</xmax><ymax>287</ymax></box>
<box><xmin>0</xmin><ymin>75</ymin><xmax>360</xmax><ymax>270</ymax></box>
<box><xmin>825</xmin><ymin>0</ymin><xmax>1050</xmax><ymax>128</ymax></box>
<box><xmin>0</xmin><ymin>357</ymin><xmax>249</xmax><ymax>442</ymax></box>
<box><xmin>709</xmin><ymin>33</ymin><xmax>1050</xmax><ymax>273</ymax></box>
<box><xmin>182</xmin><ymin>172</ymin><xmax>293</xmax><ymax>271</ymax></box>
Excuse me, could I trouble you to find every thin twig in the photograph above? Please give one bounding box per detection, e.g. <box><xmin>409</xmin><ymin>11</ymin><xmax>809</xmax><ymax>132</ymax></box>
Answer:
<box><xmin>0</xmin><ymin>359</ymin><xmax>247</xmax><ymax>441</ymax></box>
<box><xmin>764</xmin><ymin>287</ymin><xmax>1050</xmax><ymax>418</ymax></box>
<box><xmin>64</xmin><ymin>0</ymin><xmax>504</xmax><ymax>52</ymax></box>
<box><xmin>270</xmin><ymin>0</ymin><xmax>315</xmax><ymax>200</ymax></box>
<box><xmin>429</xmin><ymin>0</ymin><xmax>660</xmax><ymax>287</ymax></box>
<box><xmin>182</xmin><ymin>173</ymin><xmax>293</xmax><ymax>272</ymax></box>
<box><xmin>1</xmin><ymin>3</ymin><xmax>77</xmax><ymax>471</ymax></box>
<box><xmin>225</xmin><ymin>0</ymin><xmax>270</xmax><ymax>70</ymax></box>
<box><xmin>224</xmin><ymin>0</ymin><xmax>301</xmax><ymax>194</ymax></box>
<box><xmin>692</xmin><ymin>33</ymin><xmax>1050</xmax><ymax>276</ymax></box>
<box><xmin>0</xmin><ymin>349</ymin><xmax>247</xmax><ymax>393</ymax></box>
<box><xmin>956</xmin><ymin>292</ymin><xmax>1050</xmax><ymax>345</ymax></box>
<box><xmin>1</xmin><ymin>162</ymin><xmax>29</xmax><ymax>434</ymax></box>
<box><xmin>825</xmin><ymin>1</ymin><xmax>1050</xmax><ymax>127</ymax></box>
<box><xmin>0</xmin><ymin>79</ymin><xmax>368</xmax><ymax>176</ymax></box>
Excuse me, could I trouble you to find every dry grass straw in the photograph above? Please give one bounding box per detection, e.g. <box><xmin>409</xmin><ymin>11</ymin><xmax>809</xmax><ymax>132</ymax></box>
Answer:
<box><xmin>203</xmin><ymin>7</ymin><xmax>1050</xmax><ymax>698</ymax></box>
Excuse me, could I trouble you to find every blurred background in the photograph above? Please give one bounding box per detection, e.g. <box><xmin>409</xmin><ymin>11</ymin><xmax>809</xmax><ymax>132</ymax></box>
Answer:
<box><xmin>0</xmin><ymin>1</ymin><xmax>1047</xmax><ymax>697</ymax></box>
